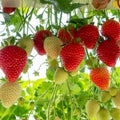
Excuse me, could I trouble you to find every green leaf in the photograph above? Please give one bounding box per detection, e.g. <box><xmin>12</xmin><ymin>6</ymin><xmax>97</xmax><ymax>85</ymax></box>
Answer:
<box><xmin>26</xmin><ymin>86</ymin><xmax>34</xmax><ymax>95</ymax></box>
<box><xmin>40</xmin><ymin>0</ymin><xmax>88</xmax><ymax>13</ymax></box>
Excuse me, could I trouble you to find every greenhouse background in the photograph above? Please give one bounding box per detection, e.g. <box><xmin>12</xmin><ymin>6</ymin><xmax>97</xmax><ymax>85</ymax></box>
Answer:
<box><xmin>0</xmin><ymin>0</ymin><xmax>120</xmax><ymax>120</ymax></box>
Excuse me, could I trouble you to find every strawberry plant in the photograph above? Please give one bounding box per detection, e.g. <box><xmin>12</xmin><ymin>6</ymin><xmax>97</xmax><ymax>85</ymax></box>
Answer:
<box><xmin>0</xmin><ymin>0</ymin><xmax>120</xmax><ymax>120</ymax></box>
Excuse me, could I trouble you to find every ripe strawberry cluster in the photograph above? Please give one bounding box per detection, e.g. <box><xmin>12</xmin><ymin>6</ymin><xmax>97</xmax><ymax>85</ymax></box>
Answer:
<box><xmin>0</xmin><ymin>19</ymin><xmax>120</xmax><ymax>108</ymax></box>
<box><xmin>85</xmin><ymin>87</ymin><xmax>120</xmax><ymax>120</ymax></box>
<box><xmin>34</xmin><ymin>19</ymin><xmax>120</xmax><ymax>90</ymax></box>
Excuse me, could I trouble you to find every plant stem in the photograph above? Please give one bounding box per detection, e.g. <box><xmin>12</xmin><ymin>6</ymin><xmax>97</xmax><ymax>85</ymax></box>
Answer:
<box><xmin>66</xmin><ymin>79</ymin><xmax>73</xmax><ymax>120</ymax></box>
<box><xmin>47</xmin><ymin>84</ymin><xmax>58</xmax><ymax>120</ymax></box>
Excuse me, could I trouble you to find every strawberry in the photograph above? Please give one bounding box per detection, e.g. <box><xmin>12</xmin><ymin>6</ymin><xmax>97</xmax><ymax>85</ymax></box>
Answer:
<box><xmin>112</xmin><ymin>90</ymin><xmax>120</xmax><ymax>109</ymax></box>
<box><xmin>3</xmin><ymin>7</ymin><xmax>16</xmax><ymax>14</ymax></box>
<box><xmin>54</xmin><ymin>67</ymin><xmax>68</xmax><ymax>84</ymax></box>
<box><xmin>18</xmin><ymin>97</ymin><xmax>25</xmax><ymax>106</ymax></box>
<box><xmin>90</xmin><ymin>67</ymin><xmax>110</xmax><ymax>90</ymax></box>
<box><xmin>100</xmin><ymin>91</ymin><xmax>111</xmax><ymax>103</ymax></box>
<box><xmin>110</xmin><ymin>108</ymin><xmax>120</xmax><ymax>120</ymax></box>
<box><xmin>0</xmin><ymin>81</ymin><xmax>21</xmax><ymax>108</ymax></box>
<box><xmin>1</xmin><ymin>0</ymin><xmax>20</xmax><ymax>14</ymax></box>
<box><xmin>44</xmin><ymin>36</ymin><xmax>62</xmax><ymax>59</ymax></box>
<box><xmin>96</xmin><ymin>108</ymin><xmax>110</xmax><ymax>120</ymax></box>
<box><xmin>102</xmin><ymin>19</ymin><xmax>120</xmax><ymax>42</ymax></box>
<box><xmin>58</xmin><ymin>27</ymin><xmax>77</xmax><ymax>44</ymax></box>
<box><xmin>60</xmin><ymin>43</ymin><xmax>85</xmax><ymax>72</ymax></box>
<box><xmin>85</xmin><ymin>99</ymin><xmax>100</xmax><ymax>119</ymax></box>
<box><xmin>109</xmin><ymin>87</ymin><xmax>118</xmax><ymax>96</ymax></box>
<box><xmin>18</xmin><ymin>36</ymin><xmax>34</xmax><ymax>56</ymax></box>
<box><xmin>97</xmin><ymin>39</ymin><xmax>120</xmax><ymax>67</ymax></box>
<box><xmin>34</xmin><ymin>30</ymin><xmax>52</xmax><ymax>55</ymax></box>
<box><xmin>77</xmin><ymin>24</ymin><xmax>99</xmax><ymax>49</ymax></box>
<box><xmin>0</xmin><ymin>45</ymin><xmax>27</xmax><ymax>82</ymax></box>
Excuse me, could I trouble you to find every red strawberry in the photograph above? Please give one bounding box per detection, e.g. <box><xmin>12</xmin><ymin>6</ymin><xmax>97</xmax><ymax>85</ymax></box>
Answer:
<box><xmin>0</xmin><ymin>46</ymin><xmax>27</xmax><ymax>82</ymax></box>
<box><xmin>97</xmin><ymin>39</ymin><xmax>120</xmax><ymax>67</ymax></box>
<box><xmin>102</xmin><ymin>19</ymin><xmax>120</xmax><ymax>42</ymax></box>
<box><xmin>90</xmin><ymin>67</ymin><xmax>110</xmax><ymax>90</ymax></box>
<box><xmin>1</xmin><ymin>0</ymin><xmax>20</xmax><ymax>14</ymax></box>
<box><xmin>34</xmin><ymin>30</ymin><xmax>52</xmax><ymax>55</ymax></box>
<box><xmin>60</xmin><ymin>43</ymin><xmax>85</xmax><ymax>72</ymax></box>
<box><xmin>58</xmin><ymin>27</ymin><xmax>77</xmax><ymax>44</ymax></box>
<box><xmin>77</xmin><ymin>24</ymin><xmax>99</xmax><ymax>49</ymax></box>
<box><xmin>3</xmin><ymin>7</ymin><xmax>16</xmax><ymax>14</ymax></box>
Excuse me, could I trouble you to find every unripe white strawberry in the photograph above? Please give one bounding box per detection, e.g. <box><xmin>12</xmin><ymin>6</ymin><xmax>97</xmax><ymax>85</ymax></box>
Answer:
<box><xmin>109</xmin><ymin>87</ymin><xmax>118</xmax><ymax>96</ymax></box>
<box><xmin>112</xmin><ymin>90</ymin><xmax>120</xmax><ymax>109</ymax></box>
<box><xmin>85</xmin><ymin>99</ymin><xmax>100</xmax><ymax>119</ymax></box>
<box><xmin>96</xmin><ymin>108</ymin><xmax>110</xmax><ymax>120</ymax></box>
<box><xmin>0</xmin><ymin>81</ymin><xmax>21</xmax><ymax>108</ymax></box>
<box><xmin>100</xmin><ymin>91</ymin><xmax>111</xmax><ymax>103</ymax></box>
<box><xmin>110</xmin><ymin>108</ymin><xmax>120</xmax><ymax>120</ymax></box>
<box><xmin>18</xmin><ymin>37</ymin><xmax>34</xmax><ymax>56</ymax></box>
<box><xmin>44</xmin><ymin>36</ymin><xmax>62</xmax><ymax>59</ymax></box>
<box><xmin>54</xmin><ymin>67</ymin><xmax>68</xmax><ymax>84</ymax></box>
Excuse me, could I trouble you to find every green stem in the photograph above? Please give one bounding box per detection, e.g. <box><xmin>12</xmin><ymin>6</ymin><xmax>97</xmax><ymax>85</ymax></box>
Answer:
<box><xmin>62</xmin><ymin>95</ymin><xmax>66</xmax><ymax>120</ymax></box>
<box><xmin>54</xmin><ymin>7</ymin><xmax>58</xmax><ymax>27</ymax></box>
<box><xmin>59</xmin><ymin>12</ymin><xmax>63</xmax><ymax>27</ymax></box>
<box><xmin>66</xmin><ymin>79</ymin><xmax>73</xmax><ymax>120</ymax></box>
<box><xmin>47</xmin><ymin>84</ymin><xmax>58</xmax><ymax>120</ymax></box>
<box><xmin>6</xmin><ymin>107</ymin><xmax>17</xmax><ymax>120</ymax></box>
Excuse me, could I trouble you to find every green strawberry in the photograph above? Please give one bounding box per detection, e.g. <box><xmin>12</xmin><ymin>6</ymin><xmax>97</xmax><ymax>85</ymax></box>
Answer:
<box><xmin>110</xmin><ymin>108</ymin><xmax>120</xmax><ymax>120</ymax></box>
<box><xmin>18</xmin><ymin>36</ymin><xmax>34</xmax><ymax>56</ymax></box>
<box><xmin>109</xmin><ymin>87</ymin><xmax>118</xmax><ymax>96</ymax></box>
<box><xmin>100</xmin><ymin>91</ymin><xmax>111</xmax><ymax>103</ymax></box>
<box><xmin>29</xmin><ymin>101</ymin><xmax>35</xmax><ymax>109</ymax></box>
<box><xmin>112</xmin><ymin>90</ymin><xmax>120</xmax><ymax>109</ymax></box>
<box><xmin>18</xmin><ymin>97</ymin><xmax>25</xmax><ymax>106</ymax></box>
<box><xmin>85</xmin><ymin>99</ymin><xmax>100</xmax><ymax>119</ymax></box>
<box><xmin>96</xmin><ymin>108</ymin><xmax>110</xmax><ymax>120</ymax></box>
<box><xmin>54</xmin><ymin>67</ymin><xmax>68</xmax><ymax>85</ymax></box>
